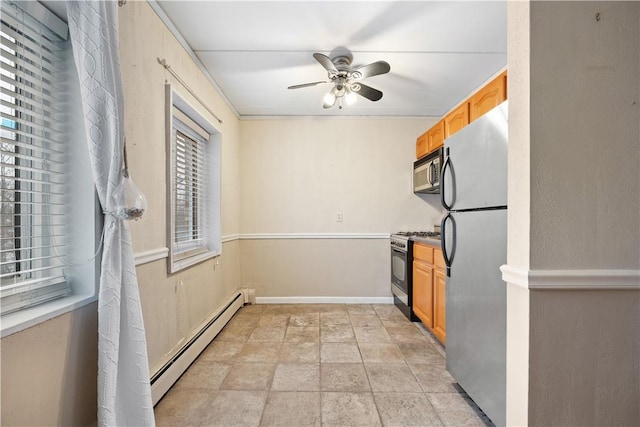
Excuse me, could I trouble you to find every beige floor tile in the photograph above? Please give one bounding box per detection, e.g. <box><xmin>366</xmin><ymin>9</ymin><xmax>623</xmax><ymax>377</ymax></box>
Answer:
<box><xmin>358</xmin><ymin>343</ymin><xmax>405</xmax><ymax>364</ymax></box>
<box><xmin>173</xmin><ymin>361</ymin><xmax>231</xmax><ymax>391</ymax></box>
<box><xmin>397</xmin><ymin>341</ymin><xmax>446</xmax><ymax>365</ymax></box>
<box><xmin>154</xmin><ymin>388</ymin><xmax>213</xmax><ymax>425</ymax></box>
<box><xmin>349</xmin><ymin>313</ymin><xmax>383</xmax><ymax>327</ymax></box>
<box><xmin>260</xmin><ymin>391</ymin><xmax>321</xmax><ymax>427</ymax></box>
<box><xmin>321</xmin><ymin>392</ymin><xmax>381</xmax><ymax>426</ymax></box>
<box><xmin>271</xmin><ymin>363</ymin><xmax>320</xmax><ymax>391</ymax></box>
<box><xmin>239</xmin><ymin>304</ymin><xmax>267</xmax><ymax>314</ymax></box>
<box><xmin>289</xmin><ymin>313</ymin><xmax>320</xmax><ymax>327</ymax></box>
<box><xmin>320</xmin><ymin>324</ymin><xmax>355</xmax><ymax>342</ymax></box>
<box><xmin>221</xmin><ymin>362</ymin><xmax>276</xmax><ymax>391</ymax></box>
<box><xmin>320</xmin><ymin>363</ymin><xmax>371</xmax><ymax>392</ymax></box>
<box><xmin>381</xmin><ymin>317</ymin><xmax>413</xmax><ymax>327</ymax></box>
<box><xmin>200</xmin><ymin>340</ymin><xmax>245</xmax><ymax>362</ymax></box>
<box><xmin>427</xmin><ymin>392</ymin><xmax>491</xmax><ymax>426</ymax></box>
<box><xmin>365</xmin><ymin>363</ymin><xmax>422</xmax><ymax>392</ymax></box>
<box><xmin>279</xmin><ymin>342</ymin><xmax>320</xmax><ymax>363</ymax></box>
<box><xmin>228</xmin><ymin>312</ymin><xmax>262</xmax><ymax>327</ymax></box>
<box><xmin>258</xmin><ymin>314</ymin><xmax>290</xmax><ymax>327</ymax></box>
<box><xmin>248</xmin><ymin>325</ymin><xmax>286</xmax><ymax>342</ymax></box>
<box><xmin>320</xmin><ymin>342</ymin><xmax>363</xmax><ymax>363</ymax></box>
<box><xmin>236</xmin><ymin>342</ymin><xmax>282</xmax><ymax>363</ymax></box>
<box><xmin>375</xmin><ymin>392</ymin><xmax>443</xmax><ymax>426</ymax></box>
<box><xmin>372</xmin><ymin>304</ymin><xmax>406</xmax><ymax>319</ymax></box>
<box><xmin>353</xmin><ymin>326</ymin><xmax>392</xmax><ymax>343</ymax></box>
<box><xmin>386</xmin><ymin>324</ymin><xmax>430</xmax><ymax>343</ymax></box>
<box><xmin>284</xmin><ymin>325</ymin><xmax>320</xmax><ymax>342</ymax></box>
<box><xmin>346</xmin><ymin>304</ymin><xmax>376</xmax><ymax>315</ymax></box>
<box><xmin>216</xmin><ymin>322</ymin><xmax>256</xmax><ymax>342</ymax></box>
<box><xmin>409</xmin><ymin>363</ymin><xmax>458</xmax><ymax>392</ymax></box>
<box><xmin>319</xmin><ymin>312</ymin><xmax>351</xmax><ymax>327</ymax></box>
<box><xmin>199</xmin><ymin>390</ymin><xmax>268</xmax><ymax>427</ymax></box>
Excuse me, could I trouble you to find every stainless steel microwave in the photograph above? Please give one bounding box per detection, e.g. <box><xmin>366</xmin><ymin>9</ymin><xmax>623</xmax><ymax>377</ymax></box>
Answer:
<box><xmin>413</xmin><ymin>148</ymin><xmax>443</xmax><ymax>194</ymax></box>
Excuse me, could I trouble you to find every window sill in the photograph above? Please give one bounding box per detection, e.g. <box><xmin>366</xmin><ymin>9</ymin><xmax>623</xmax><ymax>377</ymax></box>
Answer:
<box><xmin>1</xmin><ymin>293</ymin><xmax>98</xmax><ymax>338</ymax></box>
<box><xmin>171</xmin><ymin>249</ymin><xmax>220</xmax><ymax>273</ymax></box>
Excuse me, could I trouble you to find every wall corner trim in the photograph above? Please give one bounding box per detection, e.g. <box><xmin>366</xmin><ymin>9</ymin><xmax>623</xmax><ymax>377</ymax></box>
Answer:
<box><xmin>500</xmin><ymin>265</ymin><xmax>640</xmax><ymax>290</ymax></box>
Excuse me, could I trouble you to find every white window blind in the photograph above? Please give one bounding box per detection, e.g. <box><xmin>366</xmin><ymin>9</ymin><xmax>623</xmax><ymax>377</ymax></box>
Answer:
<box><xmin>172</xmin><ymin>115</ymin><xmax>209</xmax><ymax>258</ymax></box>
<box><xmin>0</xmin><ymin>1</ymin><xmax>70</xmax><ymax>314</ymax></box>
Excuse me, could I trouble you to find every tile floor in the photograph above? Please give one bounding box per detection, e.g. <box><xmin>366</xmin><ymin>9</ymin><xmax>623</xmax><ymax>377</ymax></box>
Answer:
<box><xmin>154</xmin><ymin>303</ymin><xmax>493</xmax><ymax>427</ymax></box>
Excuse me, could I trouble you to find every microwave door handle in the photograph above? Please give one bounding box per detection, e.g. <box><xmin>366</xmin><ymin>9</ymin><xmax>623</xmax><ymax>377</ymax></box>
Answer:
<box><xmin>429</xmin><ymin>162</ymin><xmax>435</xmax><ymax>186</ymax></box>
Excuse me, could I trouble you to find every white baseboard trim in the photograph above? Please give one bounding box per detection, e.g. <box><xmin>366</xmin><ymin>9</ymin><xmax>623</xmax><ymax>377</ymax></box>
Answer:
<box><xmin>240</xmin><ymin>233</ymin><xmax>390</xmax><ymax>240</ymax></box>
<box><xmin>500</xmin><ymin>265</ymin><xmax>640</xmax><ymax>290</ymax></box>
<box><xmin>255</xmin><ymin>296</ymin><xmax>394</xmax><ymax>304</ymax></box>
<box><xmin>134</xmin><ymin>247</ymin><xmax>169</xmax><ymax>266</ymax></box>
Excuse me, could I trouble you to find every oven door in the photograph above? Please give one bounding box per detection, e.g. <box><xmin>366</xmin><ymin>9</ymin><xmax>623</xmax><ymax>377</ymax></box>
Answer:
<box><xmin>391</xmin><ymin>247</ymin><xmax>409</xmax><ymax>304</ymax></box>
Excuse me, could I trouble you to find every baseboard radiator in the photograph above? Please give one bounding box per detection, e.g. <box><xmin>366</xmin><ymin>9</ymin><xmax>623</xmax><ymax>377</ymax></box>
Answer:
<box><xmin>150</xmin><ymin>290</ymin><xmax>246</xmax><ymax>405</ymax></box>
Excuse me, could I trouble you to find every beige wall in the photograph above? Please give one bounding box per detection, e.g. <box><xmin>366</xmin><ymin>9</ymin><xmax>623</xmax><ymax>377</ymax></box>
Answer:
<box><xmin>119</xmin><ymin>1</ymin><xmax>243</xmax><ymax>373</ymax></box>
<box><xmin>0</xmin><ymin>303</ymin><xmax>98</xmax><ymax>426</ymax></box>
<box><xmin>239</xmin><ymin>118</ymin><xmax>441</xmax><ymax>298</ymax></box>
<box><xmin>506</xmin><ymin>2</ymin><xmax>640</xmax><ymax>426</ymax></box>
<box><xmin>1</xmin><ymin>2</ymin><xmax>243</xmax><ymax>424</ymax></box>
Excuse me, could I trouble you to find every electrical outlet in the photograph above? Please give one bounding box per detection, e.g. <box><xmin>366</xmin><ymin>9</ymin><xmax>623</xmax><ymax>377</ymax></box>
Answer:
<box><xmin>336</xmin><ymin>212</ymin><xmax>343</xmax><ymax>222</ymax></box>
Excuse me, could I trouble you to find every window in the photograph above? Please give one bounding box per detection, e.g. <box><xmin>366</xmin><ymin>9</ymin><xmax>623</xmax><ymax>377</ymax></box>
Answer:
<box><xmin>0</xmin><ymin>1</ymin><xmax>97</xmax><ymax>327</ymax></box>
<box><xmin>166</xmin><ymin>86</ymin><xmax>221</xmax><ymax>272</ymax></box>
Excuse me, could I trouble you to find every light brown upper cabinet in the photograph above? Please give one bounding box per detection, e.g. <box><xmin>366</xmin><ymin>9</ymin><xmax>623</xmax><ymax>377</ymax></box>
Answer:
<box><xmin>444</xmin><ymin>102</ymin><xmax>470</xmax><ymax>139</ymax></box>
<box><xmin>416</xmin><ymin>131</ymin><xmax>429</xmax><ymax>159</ymax></box>
<box><xmin>428</xmin><ymin>120</ymin><xmax>445</xmax><ymax>152</ymax></box>
<box><xmin>469</xmin><ymin>71</ymin><xmax>507</xmax><ymax>122</ymax></box>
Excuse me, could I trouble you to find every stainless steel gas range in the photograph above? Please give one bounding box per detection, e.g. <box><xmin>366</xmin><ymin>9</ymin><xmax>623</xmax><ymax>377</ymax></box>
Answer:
<box><xmin>390</xmin><ymin>231</ymin><xmax>441</xmax><ymax>321</ymax></box>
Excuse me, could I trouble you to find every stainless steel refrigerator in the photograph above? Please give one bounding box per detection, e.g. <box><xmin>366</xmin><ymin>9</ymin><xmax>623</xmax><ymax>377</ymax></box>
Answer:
<box><xmin>441</xmin><ymin>101</ymin><xmax>508</xmax><ymax>427</ymax></box>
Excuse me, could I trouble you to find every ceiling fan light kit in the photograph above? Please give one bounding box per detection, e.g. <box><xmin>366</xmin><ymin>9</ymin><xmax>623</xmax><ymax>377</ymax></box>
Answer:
<box><xmin>288</xmin><ymin>51</ymin><xmax>390</xmax><ymax>110</ymax></box>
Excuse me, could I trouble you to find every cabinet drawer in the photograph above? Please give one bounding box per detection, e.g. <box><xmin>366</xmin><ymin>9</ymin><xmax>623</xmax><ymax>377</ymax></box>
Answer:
<box><xmin>434</xmin><ymin>248</ymin><xmax>445</xmax><ymax>270</ymax></box>
<box><xmin>414</xmin><ymin>244</ymin><xmax>433</xmax><ymax>263</ymax></box>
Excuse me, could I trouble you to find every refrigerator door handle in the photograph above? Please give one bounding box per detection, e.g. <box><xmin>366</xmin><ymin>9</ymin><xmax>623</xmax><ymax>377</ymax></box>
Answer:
<box><xmin>441</xmin><ymin>212</ymin><xmax>456</xmax><ymax>277</ymax></box>
<box><xmin>440</xmin><ymin>149</ymin><xmax>452</xmax><ymax>210</ymax></box>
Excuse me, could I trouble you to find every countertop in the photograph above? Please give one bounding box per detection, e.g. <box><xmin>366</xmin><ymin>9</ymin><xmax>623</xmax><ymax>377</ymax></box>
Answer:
<box><xmin>411</xmin><ymin>236</ymin><xmax>442</xmax><ymax>247</ymax></box>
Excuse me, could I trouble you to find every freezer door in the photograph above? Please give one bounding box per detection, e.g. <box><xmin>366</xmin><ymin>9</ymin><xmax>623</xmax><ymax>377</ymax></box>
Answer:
<box><xmin>442</xmin><ymin>102</ymin><xmax>508</xmax><ymax>210</ymax></box>
<box><xmin>444</xmin><ymin>209</ymin><xmax>506</xmax><ymax>427</ymax></box>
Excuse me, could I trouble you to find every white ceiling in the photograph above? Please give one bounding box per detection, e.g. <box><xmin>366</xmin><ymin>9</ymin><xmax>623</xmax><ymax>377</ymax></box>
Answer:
<box><xmin>154</xmin><ymin>1</ymin><xmax>507</xmax><ymax>118</ymax></box>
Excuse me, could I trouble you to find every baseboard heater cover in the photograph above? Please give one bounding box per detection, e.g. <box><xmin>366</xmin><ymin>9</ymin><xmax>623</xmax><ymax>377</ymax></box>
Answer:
<box><xmin>150</xmin><ymin>290</ymin><xmax>245</xmax><ymax>405</ymax></box>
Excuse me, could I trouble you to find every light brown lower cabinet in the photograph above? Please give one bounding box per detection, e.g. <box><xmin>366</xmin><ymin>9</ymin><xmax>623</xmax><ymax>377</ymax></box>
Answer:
<box><xmin>413</xmin><ymin>242</ymin><xmax>446</xmax><ymax>345</ymax></box>
<box><xmin>412</xmin><ymin>259</ymin><xmax>433</xmax><ymax>328</ymax></box>
<box><xmin>433</xmin><ymin>269</ymin><xmax>446</xmax><ymax>343</ymax></box>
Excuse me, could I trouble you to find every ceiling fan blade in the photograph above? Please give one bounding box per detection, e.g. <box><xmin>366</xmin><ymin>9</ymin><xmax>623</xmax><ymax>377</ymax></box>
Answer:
<box><xmin>313</xmin><ymin>53</ymin><xmax>338</xmax><ymax>73</ymax></box>
<box><xmin>352</xmin><ymin>82</ymin><xmax>383</xmax><ymax>102</ymax></box>
<box><xmin>352</xmin><ymin>61</ymin><xmax>391</xmax><ymax>79</ymax></box>
<box><xmin>288</xmin><ymin>81</ymin><xmax>328</xmax><ymax>89</ymax></box>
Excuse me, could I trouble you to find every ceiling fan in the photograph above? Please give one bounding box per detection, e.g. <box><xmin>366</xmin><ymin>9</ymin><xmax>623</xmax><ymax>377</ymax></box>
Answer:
<box><xmin>288</xmin><ymin>52</ymin><xmax>391</xmax><ymax>109</ymax></box>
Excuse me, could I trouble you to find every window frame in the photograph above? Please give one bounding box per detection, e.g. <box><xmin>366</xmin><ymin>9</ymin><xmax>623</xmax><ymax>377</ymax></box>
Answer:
<box><xmin>165</xmin><ymin>85</ymin><xmax>221</xmax><ymax>273</ymax></box>
<box><xmin>0</xmin><ymin>0</ymin><xmax>99</xmax><ymax>337</ymax></box>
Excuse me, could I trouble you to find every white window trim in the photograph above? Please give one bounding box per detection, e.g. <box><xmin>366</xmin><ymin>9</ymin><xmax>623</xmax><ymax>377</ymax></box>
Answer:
<box><xmin>0</xmin><ymin>0</ymin><xmax>99</xmax><ymax>337</ymax></box>
<box><xmin>165</xmin><ymin>85</ymin><xmax>221</xmax><ymax>273</ymax></box>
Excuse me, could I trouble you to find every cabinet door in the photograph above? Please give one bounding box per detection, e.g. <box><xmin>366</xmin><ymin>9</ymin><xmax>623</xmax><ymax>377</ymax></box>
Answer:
<box><xmin>416</xmin><ymin>132</ymin><xmax>428</xmax><ymax>159</ymax></box>
<box><xmin>469</xmin><ymin>71</ymin><xmax>507</xmax><ymax>122</ymax></box>
<box><xmin>444</xmin><ymin>102</ymin><xmax>469</xmax><ymax>139</ymax></box>
<box><xmin>412</xmin><ymin>261</ymin><xmax>433</xmax><ymax>328</ymax></box>
<box><xmin>428</xmin><ymin>120</ymin><xmax>445</xmax><ymax>152</ymax></box>
<box><xmin>433</xmin><ymin>269</ymin><xmax>446</xmax><ymax>344</ymax></box>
